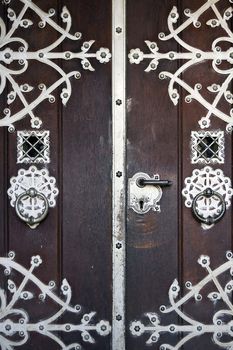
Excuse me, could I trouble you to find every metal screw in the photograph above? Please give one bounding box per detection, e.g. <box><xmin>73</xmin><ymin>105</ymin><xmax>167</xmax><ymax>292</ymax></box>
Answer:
<box><xmin>116</xmin><ymin>315</ymin><xmax>122</xmax><ymax>321</ymax></box>
<box><xmin>116</xmin><ymin>242</ymin><xmax>122</xmax><ymax>249</ymax></box>
<box><xmin>116</xmin><ymin>171</ymin><xmax>122</xmax><ymax>177</ymax></box>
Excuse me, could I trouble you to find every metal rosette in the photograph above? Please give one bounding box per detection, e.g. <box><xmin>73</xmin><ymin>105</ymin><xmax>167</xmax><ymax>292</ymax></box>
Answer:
<box><xmin>7</xmin><ymin>166</ymin><xmax>59</xmax><ymax>228</ymax></box>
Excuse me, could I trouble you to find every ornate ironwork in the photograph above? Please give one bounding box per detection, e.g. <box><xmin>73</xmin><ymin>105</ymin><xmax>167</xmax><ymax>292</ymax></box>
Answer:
<box><xmin>0</xmin><ymin>251</ymin><xmax>111</xmax><ymax>349</ymax></box>
<box><xmin>182</xmin><ymin>166</ymin><xmax>233</xmax><ymax>228</ymax></box>
<box><xmin>17</xmin><ymin>130</ymin><xmax>50</xmax><ymax>164</ymax></box>
<box><xmin>7</xmin><ymin>166</ymin><xmax>59</xmax><ymax>228</ymax></box>
<box><xmin>130</xmin><ymin>251</ymin><xmax>233</xmax><ymax>349</ymax></box>
<box><xmin>191</xmin><ymin>130</ymin><xmax>225</xmax><ymax>164</ymax></box>
<box><xmin>0</xmin><ymin>0</ymin><xmax>111</xmax><ymax>131</ymax></box>
<box><xmin>128</xmin><ymin>0</ymin><xmax>233</xmax><ymax>131</ymax></box>
<box><xmin>128</xmin><ymin>172</ymin><xmax>172</xmax><ymax>214</ymax></box>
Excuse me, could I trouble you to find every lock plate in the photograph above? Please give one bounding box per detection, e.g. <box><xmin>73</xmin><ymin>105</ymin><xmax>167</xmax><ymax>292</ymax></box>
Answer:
<box><xmin>128</xmin><ymin>173</ymin><xmax>163</xmax><ymax>214</ymax></box>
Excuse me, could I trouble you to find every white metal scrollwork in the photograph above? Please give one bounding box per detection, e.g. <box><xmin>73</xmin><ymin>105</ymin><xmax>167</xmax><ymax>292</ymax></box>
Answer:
<box><xmin>7</xmin><ymin>166</ymin><xmax>59</xmax><ymax>228</ymax></box>
<box><xmin>0</xmin><ymin>0</ymin><xmax>111</xmax><ymax>131</ymax></box>
<box><xmin>0</xmin><ymin>251</ymin><xmax>111</xmax><ymax>349</ymax></box>
<box><xmin>130</xmin><ymin>251</ymin><xmax>233</xmax><ymax>349</ymax></box>
<box><xmin>128</xmin><ymin>0</ymin><xmax>233</xmax><ymax>131</ymax></box>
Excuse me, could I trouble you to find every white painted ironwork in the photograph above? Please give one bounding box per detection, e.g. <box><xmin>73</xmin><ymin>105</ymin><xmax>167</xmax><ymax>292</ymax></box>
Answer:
<box><xmin>7</xmin><ymin>166</ymin><xmax>59</xmax><ymax>228</ymax></box>
<box><xmin>112</xmin><ymin>0</ymin><xmax>126</xmax><ymax>348</ymax></box>
<box><xmin>130</xmin><ymin>251</ymin><xmax>233</xmax><ymax>349</ymax></box>
<box><xmin>191</xmin><ymin>130</ymin><xmax>224</xmax><ymax>164</ymax></box>
<box><xmin>0</xmin><ymin>0</ymin><xmax>111</xmax><ymax>131</ymax></box>
<box><xmin>17</xmin><ymin>130</ymin><xmax>50</xmax><ymax>164</ymax></box>
<box><xmin>0</xmin><ymin>251</ymin><xmax>111</xmax><ymax>349</ymax></box>
<box><xmin>182</xmin><ymin>166</ymin><xmax>233</xmax><ymax>228</ymax></box>
<box><xmin>128</xmin><ymin>0</ymin><xmax>233</xmax><ymax>131</ymax></box>
<box><xmin>128</xmin><ymin>173</ymin><xmax>163</xmax><ymax>214</ymax></box>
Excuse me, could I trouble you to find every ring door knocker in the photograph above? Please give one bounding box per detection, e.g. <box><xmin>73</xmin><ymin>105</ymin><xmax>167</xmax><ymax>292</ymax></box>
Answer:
<box><xmin>182</xmin><ymin>166</ymin><xmax>233</xmax><ymax>228</ymax></box>
<box><xmin>7</xmin><ymin>166</ymin><xmax>59</xmax><ymax>229</ymax></box>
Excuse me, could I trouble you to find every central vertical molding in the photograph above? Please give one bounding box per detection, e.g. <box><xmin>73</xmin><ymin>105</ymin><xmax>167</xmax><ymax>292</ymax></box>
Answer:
<box><xmin>112</xmin><ymin>0</ymin><xmax>126</xmax><ymax>349</ymax></box>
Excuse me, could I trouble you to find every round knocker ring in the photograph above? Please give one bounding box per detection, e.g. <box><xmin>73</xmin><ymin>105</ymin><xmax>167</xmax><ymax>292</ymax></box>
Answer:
<box><xmin>15</xmin><ymin>188</ymin><xmax>49</xmax><ymax>226</ymax></box>
<box><xmin>192</xmin><ymin>187</ymin><xmax>226</xmax><ymax>225</ymax></box>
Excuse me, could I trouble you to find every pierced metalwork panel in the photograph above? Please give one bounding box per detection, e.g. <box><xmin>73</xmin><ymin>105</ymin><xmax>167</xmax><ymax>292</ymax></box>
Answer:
<box><xmin>17</xmin><ymin>130</ymin><xmax>50</xmax><ymax>164</ymax></box>
<box><xmin>191</xmin><ymin>130</ymin><xmax>225</xmax><ymax>164</ymax></box>
<box><xmin>128</xmin><ymin>0</ymin><xmax>233</xmax><ymax>131</ymax></box>
<box><xmin>0</xmin><ymin>0</ymin><xmax>111</xmax><ymax>131</ymax></box>
<box><xmin>130</xmin><ymin>251</ymin><xmax>233</xmax><ymax>349</ymax></box>
<box><xmin>182</xmin><ymin>166</ymin><xmax>233</xmax><ymax>227</ymax></box>
<box><xmin>7</xmin><ymin>166</ymin><xmax>59</xmax><ymax>228</ymax></box>
<box><xmin>0</xmin><ymin>252</ymin><xmax>111</xmax><ymax>349</ymax></box>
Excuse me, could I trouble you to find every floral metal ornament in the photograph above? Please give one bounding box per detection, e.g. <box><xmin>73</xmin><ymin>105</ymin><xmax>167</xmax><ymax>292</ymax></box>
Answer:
<box><xmin>0</xmin><ymin>251</ymin><xmax>111</xmax><ymax>349</ymax></box>
<box><xmin>182</xmin><ymin>166</ymin><xmax>233</xmax><ymax>228</ymax></box>
<box><xmin>130</xmin><ymin>251</ymin><xmax>233</xmax><ymax>349</ymax></box>
<box><xmin>0</xmin><ymin>0</ymin><xmax>111</xmax><ymax>132</ymax></box>
<box><xmin>128</xmin><ymin>0</ymin><xmax>233</xmax><ymax>131</ymax></box>
<box><xmin>7</xmin><ymin>166</ymin><xmax>59</xmax><ymax>228</ymax></box>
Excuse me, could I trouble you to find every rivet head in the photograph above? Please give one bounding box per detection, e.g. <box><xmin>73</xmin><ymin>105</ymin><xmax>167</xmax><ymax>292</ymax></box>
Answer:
<box><xmin>116</xmin><ymin>27</ymin><xmax>122</xmax><ymax>34</ymax></box>
<box><xmin>116</xmin><ymin>99</ymin><xmax>122</xmax><ymax>106</ymax></box>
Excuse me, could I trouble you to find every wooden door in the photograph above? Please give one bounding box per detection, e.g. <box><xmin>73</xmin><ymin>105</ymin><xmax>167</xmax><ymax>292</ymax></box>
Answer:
<box><xmin>126</xmin><ymin>0</ymin><xmax>233</xmax><ymax>350</ymax></box>
<box><xmin>0</xmin><ymin>0</ymin><xmax>233</xmax><ymax>350</ymax></box>
<box><xmin>0</xmin><ymin>1</ymin><xmax>112</xmax><ymax>349</ymax></box>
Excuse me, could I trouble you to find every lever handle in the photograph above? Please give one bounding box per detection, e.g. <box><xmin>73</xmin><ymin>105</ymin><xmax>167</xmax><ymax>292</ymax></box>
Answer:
<box><xmin>137</xmin><ymin>178</ymin><xmax>172</xmax><ymax>187</ymax></box>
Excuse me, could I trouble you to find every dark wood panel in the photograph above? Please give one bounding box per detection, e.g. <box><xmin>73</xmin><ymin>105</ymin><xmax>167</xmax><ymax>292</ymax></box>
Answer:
<box><xmin>181</xmin><ymin>1</ymin><xmax>232</xmax><ymax>348</ymax></box>
<box><xmin>126</xmin><ymin>0</ymin><xmax>180</xmax><ymax>348</ymax></box>
<box><xmin>61</xmin><ymin>1</ymin><xmax>112</xmax><ymax>349</ymax></box>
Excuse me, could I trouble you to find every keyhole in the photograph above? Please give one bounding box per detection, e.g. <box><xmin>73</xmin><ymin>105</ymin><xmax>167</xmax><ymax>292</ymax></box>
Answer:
<box><xmin>139</xmin><ymin>200</ymin><xmax>144</xmax><ymax>211</ymax></box>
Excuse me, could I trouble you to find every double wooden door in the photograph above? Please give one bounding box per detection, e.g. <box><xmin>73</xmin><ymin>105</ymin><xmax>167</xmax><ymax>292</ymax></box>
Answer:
<box><xmin>0</xmin><ymin>0</ymin><xmax>233</xmax><ymax>349</ymax></box>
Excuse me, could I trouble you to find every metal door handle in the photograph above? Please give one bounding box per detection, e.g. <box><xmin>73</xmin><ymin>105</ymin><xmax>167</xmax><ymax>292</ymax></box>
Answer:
<box><xmin>192</xmin><ymin>188</ymin><xmax>226</xmax><ymax>225</ymax></box>
<box><xmin>15</xmin><ymin>188</ymin><xmax>49</xmax><ymax>227</ymax></box>
<box><xmin>137</xmin><ymin>178</ymin><xmax>172</xmax><ymax>187</ymax></box>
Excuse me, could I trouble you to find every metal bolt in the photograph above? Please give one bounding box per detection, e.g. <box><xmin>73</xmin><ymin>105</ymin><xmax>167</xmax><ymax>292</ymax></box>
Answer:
<box><xmin>116</xmin><ymin>171</ymin><xmax>122</xmax><ymax>177</ymax></box>
<box><xmin>196</xmin><ymin>53</ymin><xmax>202</xmax><ymax>58</ymax></box>
<box><xmin>116</xmin><ymin>242</ymin><xmax>122</xmax><ymax>249</ymax></box>
<box><xmin>65</xmin><ymin>52</ymin><xmax>71</xmax><ymax>59</ymax></box>
<box><xmin>169</xmin><ymin>52</ymin><xmax>175</xmax><ymax>59</ymax></box>
<box><xmin>133</xmin><ymin>53</ymin><xmax>139</xmax><ymax>59</ymax></box>
<box><xmin>150</xmin><ymin>43</ymin><xmax>156</xmax><ymax>49</ymax></box>
<box><xmin>116</xmin><ymin>27</ymin><xmax>122</xmax><ymax>34</ymax></box>
<box><xmin>116</xmin><ymin>314</ymin><xmax>122</xmax><ymax>321</ymax></box>
<box><xmin>39</xmin><ymin>53</ymin><xmax>44</xmax><ymax>58</ymax></box>
<box><xmin>116</xmin><ymin>99</ymin><xmax>122</xmax><ymax>106</ymax></box>
<box><xmin>4</xmin><ymin>53</ymin><xmax>11</xmax><ymax>59</ymax></box>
